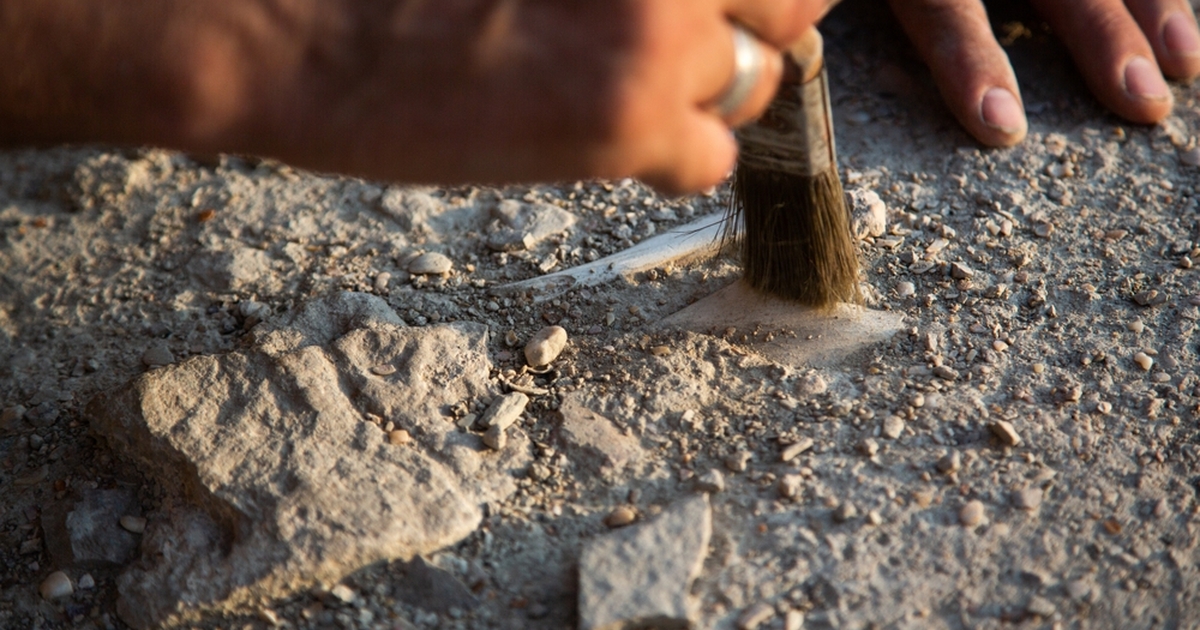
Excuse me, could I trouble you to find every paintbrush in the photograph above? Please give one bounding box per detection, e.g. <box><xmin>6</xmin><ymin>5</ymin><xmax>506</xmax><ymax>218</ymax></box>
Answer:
<box><xmin>726</xmin><ymin>28</ymin><xmax>859</xmax><ymax>307</ymax></box>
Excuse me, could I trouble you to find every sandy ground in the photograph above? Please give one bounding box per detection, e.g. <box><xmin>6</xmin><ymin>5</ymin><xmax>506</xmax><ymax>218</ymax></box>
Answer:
<box><xmin>3</xmin><ymin>4</ymin><xmax>1200</xmax><ymax>630</ymax></box>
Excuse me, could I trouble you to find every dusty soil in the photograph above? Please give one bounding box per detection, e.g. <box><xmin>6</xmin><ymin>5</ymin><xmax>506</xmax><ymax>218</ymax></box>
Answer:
<box><xmin>3</xmin><ymin>5</ymin><xmax>1200</xmax><ymax>630</ymax></box>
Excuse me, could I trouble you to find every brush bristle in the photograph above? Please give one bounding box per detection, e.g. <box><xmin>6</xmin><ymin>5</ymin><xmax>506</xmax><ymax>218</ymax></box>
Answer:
<box><xmin>725</xmin><ymin>165</ymin><xmax>860</xmax><ymax>308</ymax></box>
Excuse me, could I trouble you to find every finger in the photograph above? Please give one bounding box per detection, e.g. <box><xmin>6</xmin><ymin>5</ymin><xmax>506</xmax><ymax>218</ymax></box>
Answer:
<box><xmin>1123</xmin><ymin>0</ymin><xmax>1200</xmax><ymax>78</ymax></box>
<box><xmin>704</xmin><ymin>29</ymin><xmax>785</xmax><ymax>128</ymax></box>
<box><xmin>888</xmin><ymin>0</ymin><xmax>1027</xmax><ymax>146</ymax></box>
<box><xmin>1033</xmin><ymin>0</ymin><xmax>1173</xmax><ymax>124</ymax></box>
<box><xmin>640</xmin><ymin>114</ymin><xmax>739</xmax><ymax>195</ymax></box>
<box><xmin>722</xmin><ymin>0</ymin><xmax>830</xmax><ymax>48</ymax></box>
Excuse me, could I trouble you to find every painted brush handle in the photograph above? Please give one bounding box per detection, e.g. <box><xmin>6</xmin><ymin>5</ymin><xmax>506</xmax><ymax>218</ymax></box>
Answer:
<box><xmin>735</xmin><ymin>28</ymin><xmax>835</xmax><ymax>177</ymax></box>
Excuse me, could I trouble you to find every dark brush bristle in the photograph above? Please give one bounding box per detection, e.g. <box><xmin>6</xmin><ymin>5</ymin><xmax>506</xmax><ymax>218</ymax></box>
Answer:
<box><xmin>725</xmin><ymin>164</ymin><xmax>860</xmax><ymax>308</ymax></box>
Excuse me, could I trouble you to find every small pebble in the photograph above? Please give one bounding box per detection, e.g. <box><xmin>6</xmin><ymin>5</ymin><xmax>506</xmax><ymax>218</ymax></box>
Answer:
<box><xmin>480</xmin><ymin>392</ymin><xmax>529</xmax><ymax>431</ymax></box>
<box><xmin>950</xmin><ymin>262</ymin><xmax>974</xmax><ymax>279</ymax></box>
<box><xmin>777</xmin><ymin>475</ymin><xmax>803</xmax><ymax>499</ymax></box>
<box><xmin>1032</xmin><ymin>363</ymin><xmax>1045</xmax><ymax>374</ymax></box>
<box><xmin>896</xmin><ymin>281</ymin><xmax>916</xmax><ymax>298</ymax></box>
<box><xmin>992</xmin><ymin>340</ymin><xmax>1009</xmax><ymax>352</ymax></box>
<box><xmin>936</xmin><ymin>451</ymin><xmax>961</xmax><ymax>474</ymax></box>
<box><xmin>1096</xmin><ymin>401</ymin><xmax>1112</xmax><ymax>414</ymax></box>
<box><xmin>780</xmin><ymin>438</ymin><xmax>814</xmax><ymax>462</ymax></box>
<box><xmin>525</xmin><ymin>326</ymin><xmax>568</xmax><ymax>367</ymax></box>
<box><xmin>39</xmin><ymin>571</ymin><xmax>72</xmax><ymax>600</ymax></box>
<box><xmin>866</xmin><ymin>511</ymin><xmax>883</xmax><ymax>526</ymax></box>
<box><xmin>1181</xmin><ymin>147</ymin><xmax>1200</xmax><ymax>166</ymax></box>
<box><xmin>833</xmin><ymin>502</ymin><xmax>858</xmax><ymax>522</ymax></box>
<box><xmin>483</xmin><ymin>425</ymin><xmax>507</xmax><ymax>451</ymax></box>
<box><xmin>857</xmin><ymin>438</ymin><xmax>879</xmax><ymax>457</ymax></box>
<box><xmin>1133</xmin><ymin>352</ymin><xmax>1154</xmax><ymax>371</ymax></box>
<box><xmin>724</xmin><ymin>450</ymin><xmax>752</xmax><ymax>472</ymax></box>
<box><xmin>407</xmin><ymin>252</ymin><xmax>453</xmax><ymax>275</ymax></box>
<box><xmin>388</xmin><ymin>429</ymin><xmax>411</xmax><ymax>446</ymax></box>
<box><xmin>77</xmin><ymin>573</ymin><xmax>95</xmax><ymax>590</ymax></box>
<box><xmin>604</xmin><ymin>506</ymin><xmax>637</xmax><ymax>528</ymax></box>
<box><xmin>910</xmin><ymin>393</ymin><xmax>925</xmax><ymax>408</ymax></box>
<box><xmin>1066</xmin><ymin>580</ymin><xmax>1091</xmax><ymax>601</ymax></box>
<box><xmin>737</xmin><ymin>602</ymin><xmax>775</xmax><ymax>630</ymax></box>
<box><xmin>119</xmin><ymin>515</ymin><xmax>147</xmax><ymax>534</ymax></box>
<box><xmin>373</xmin><ymin>272</ymin><xmax>392</xmax><ymax>292</ymax></box>
<box><xmin>881</xmin><ymin>416</ymin><xmax>905</xmax><ymax>440</ymax></box>
<box><xmin>695</xmin><ymin>469</ymin><xmax>725</xmax><ymax>494</ymax></box>
<box><xmin>1026</xmin><ymin>595</ymin><xmax>1056</xmax><ymax>617</ymax></box>
<box><xmin>329</xmin><ymin>584</ymin><xmax>357</xmax><ymax>604</ymax></box>
<box><xmin>1013</xmin><ymin>487</ymin><xmax>1043</xmax><ymax>511</ymax></box>
<box><xmin>933</xmin><ymin>365</ymin><xmax>958</xmax><ymax>381</ymax></box>
<box><xmin>1126</xmin><ymin>319</ymin><xmax>1145</xmax><ymax>333</ymax></box>
<box><xmin>369</xmin><ymin>364</ymin><xmax>396</xmax><ymax>376</ymax></box>
<box><xmin>141</xmin><ymin>344</ymin><xmax>175</xmax><ymax>367</ymax></box>
<box><xmin>989</xmin><ymin>420</ymin><xmax>1021</xmax><ymax>447</ymax></box>
<box><xmin>959</xmin><ymin>500</ymin><xmax>985</xmax><ymax>527</ymax></box>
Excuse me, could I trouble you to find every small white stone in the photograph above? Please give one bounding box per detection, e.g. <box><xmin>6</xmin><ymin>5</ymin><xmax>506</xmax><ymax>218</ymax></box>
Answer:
<box><xmin>1133</xmin><ymin>352</ymin><xmax>1154</xmax><ymax>371</ymax></box>
<box><xmin>849</xmin><ymin>188</ymin><xmax>888</xmax><ymax>240</ymax></box>
<box><xmin>373</xmin><ymin>272</ymin><xmax>392</xmax><ymax>293</ymax></box>
<box><xmin>936</xmin><ymin>451</ymin><xmax>961</xmax><ymax>474</ymax></box>
<box><xmin>959</xmin><ymin>500</ymin><xmax>985</xmax><ymax>527</ymax></box>
<box><xmin>407</xmin><ymin>252</ymin><xmax>453</xmax><ymax>275</ymax></box>
<box><xmin>479</xmin><ymin>392</ymin><xmax>529</xmax><ymax>431</ymax></box>
<box><xmin>1180</xmin><ymin>147</ymin><xmax>1200</xmax><ymax>166</ymax></box>
<box><xmin>39</xmin><ymin>571</ymin><xmax>72</xmax><ymax>600</ymax></box>
<box><xmin>524</xmin><ymin>326</ymin><xmax>568</xmax><ymax>367</ymax></box>
<box><xmin>119</xmin><ymin>515</ymin><xmax>147</xmax><ymax>534</ymax></box>
<box><xmin>881</xmin><ymin>416</ymin><xmax>905</xmax><ymax>440</ymax></box>
<box><xmin>329</xmin><ymin>584</ymin><xmax>356</xmax><ymax>603</ymax></box>
<box><xmin>784</xmin><ymin>610</ymin><xmax>805</xmax><ymax>630</ymax></box>
<box><xmin>896</xmin><ymin>281</ymin><xmax>916</xmax><ymax>298</ymax></box>
<box><xmin>77</xmin><ymin>573</ymin><xmax>95</xmax><ymax>590</ymax></box>
<box><xmin>992</xmin><ymin>340</ymin><xmax>1009</xmax><ymax>352</ymax></box>
<box><xmin>950</xmin><ymin>262</ymin><xmax>974</xmax><ymax>279</ymax></box>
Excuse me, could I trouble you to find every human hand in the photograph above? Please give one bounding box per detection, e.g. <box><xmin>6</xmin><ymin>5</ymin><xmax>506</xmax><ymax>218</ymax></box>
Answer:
<box><xmin>887</xmin><ymin>0</ymin><xmax>1200</xmax><ymax>146</ymax></box>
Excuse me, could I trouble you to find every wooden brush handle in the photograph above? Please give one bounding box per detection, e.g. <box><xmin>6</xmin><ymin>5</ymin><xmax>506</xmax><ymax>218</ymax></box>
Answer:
<box><xmin>735</xmin><ymin>28</ymin><xmax>835</xmax><ymax>176</ymax></box>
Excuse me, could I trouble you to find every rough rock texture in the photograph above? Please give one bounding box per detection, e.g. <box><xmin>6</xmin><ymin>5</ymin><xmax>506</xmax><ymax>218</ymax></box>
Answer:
<box><xmin>41</xmin><ymin>488</ymin><xmax>141</xmax><ymax>569</ymax></box>
<box><xmin>554</xmin><ymin>394</ymin><xmax>646</xmax><ymax>479</ymax></box>
<box><xmin>391</xmin><ymin>556</ymin><xmax>479</xmax><ymax>614</ymax></box>
<box><xmin>86</xmin><ymin>292</ymin><xmax>530</xmax><ymax>629</ymax></box>
<box><xmin>579</xmin><ymin>494</ymin><xmax>712</xmax><ymax>630</ymax></box>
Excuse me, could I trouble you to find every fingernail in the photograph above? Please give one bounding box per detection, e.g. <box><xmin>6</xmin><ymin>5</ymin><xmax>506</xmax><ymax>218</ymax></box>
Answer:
<box><xmin>1163</xmin><ymin>11</ymin><xmax>1200</xmax><ymax>60</ymax></box>
<box><xmin>1123</xmin><ymin>56</ymin><xmax>1171</xmax><ymax>100</ymax></box>
<box><xmin>980</xmin><ymin>87</ymin><xmax>1025</xmax><ymax>134</ymax></box>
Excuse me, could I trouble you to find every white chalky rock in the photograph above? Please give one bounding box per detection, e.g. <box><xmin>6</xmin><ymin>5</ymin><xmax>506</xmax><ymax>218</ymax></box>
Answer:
<box><xmin>524</xmin><ymin>326</ymin><xmax>568</xmax><ymax>367</ymax></box>
<box><xmin>407</xmin><ymin>252</ymin><xmax>453</xmax><ymax>275</ymax></box>
<box><xmin>579</xmin><ymin>495</ymin><xmax>711</xmax><ymax>630</ymax></box>
<box><xmin>849</xmin><ymin>188</ymin><xmax>888</xmax><ymax>240</ymax></box>
<box><xmin>40</xmin><ymin>571</ymin><xmax>73</xmax><ymax>600</ymax></box>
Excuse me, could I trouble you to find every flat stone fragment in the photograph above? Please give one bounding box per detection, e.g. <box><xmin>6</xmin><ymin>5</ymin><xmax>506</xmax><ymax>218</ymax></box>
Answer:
<box><xmin>849</xmin><ymin>188</ymin><xmax>887</xmax><ymax>240</ymax></box>
<box><xmin>554</xmin><ymin>394</ymin><xmax>645</xmax><ymax>479</ymax></box>
<box><xmin>86</xmin><ymin>292</ymin><xmax>530</xmax><ymax>630</ymax></box>
<box><xmin>660</xmin><ymin>280</ymin><xmax>906</xmax><ymax>368</ymax></box>
<box><xmin>479</xmin><ymin>392</ymin><xmax>529</xmax><ymax>431</ymax></box>
<box><xmin>407</xmin><ymin>252</ymin><xmax>453</xmax><ymax>275</ymax></box>
<box><xmin>1013</xmin><ymin>488</ymin><xmax>1044</xmax><ymax>511</ymax></box>
<box><xmin>1026</xmin><ymin>595</ymin><xmax>1056</xmax><ymax>617</ymax></box>
<box><xmin>694</xmin><ymin>469</ymin><xmax>725</xmax><ymax>494</ymax></box>
<box><xmin>579</xmin><ymin>494</ymin><xmax>711</xmax><ymax>630</ymax></box>
<box><xmin>524</xmin><ymin>325</ymin><xmax>568</xmax><ymax>367</ymax></box>
<box><xmin>141</xmin><ymin>343</ymin><xmax>175</xmax><ymax>367</ymax></box>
